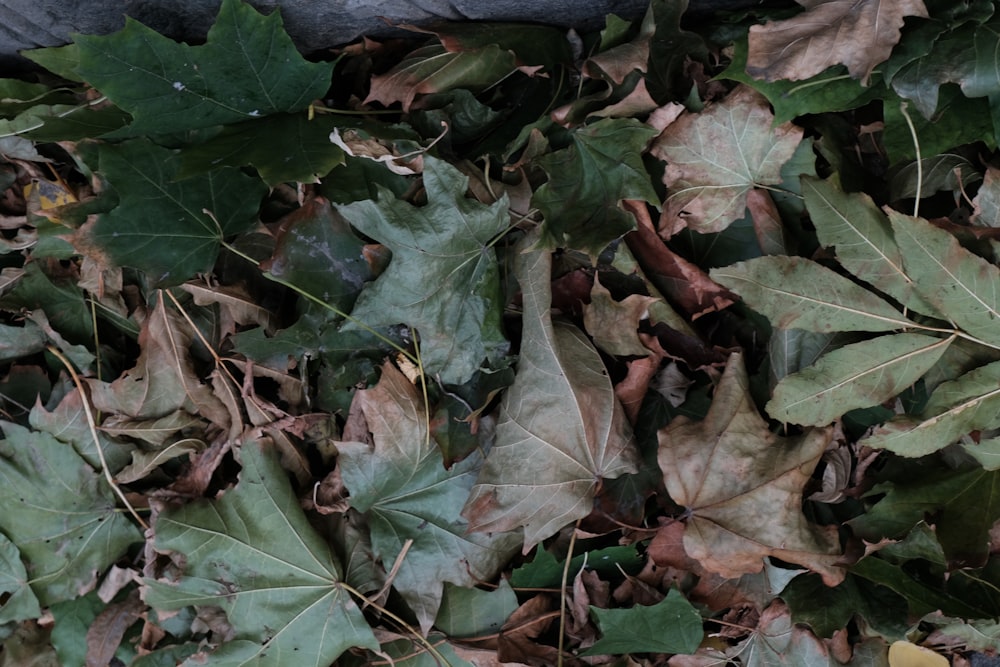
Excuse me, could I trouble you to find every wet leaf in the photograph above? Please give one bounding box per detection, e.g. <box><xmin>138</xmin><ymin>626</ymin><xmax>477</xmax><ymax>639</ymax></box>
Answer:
<box><xmin>746</xmin><ymin>0</ymin><xmax>928</xmax><ymax>83</ymax></box>
<box><xmin>463</xmin><ymin>235</ymin><xmax>640</xmax><ymax>550</ymax></box>
<box><xmin>658</xmin><ymin>353</ymin><xmax>844</xmax><ymax>584</ymax></box>
<box><xmin>652</xmin><ymin>86</ymin><xmax>803</xmax><ymax>235</ymax></box>
<box><xmin>74</xmin><ymin>0</ymin><xmax>332</xmax><ymax>134</ymax></box>
<box><xmin>338</xmin><ymin>156</ymin><xmax>510</xmax><ymax>385</ymax></box>
<box><xmin>145</xmin><ymin>439</ymin><xmax>379</xmax><ymax>665</ymax></box>
<box><xmin>337</xmin><ymin>363</ymin><xmax>521</xmax><ymax>633</ymax></box>
<box><xmin>0</xmin><ymin>421</ymin><xmax>141</xmax><ymax>606</ymax></box>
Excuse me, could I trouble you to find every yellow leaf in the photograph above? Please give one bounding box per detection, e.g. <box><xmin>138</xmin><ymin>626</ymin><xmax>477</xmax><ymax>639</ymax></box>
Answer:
<box><xmin>888</xmin><ymin>641</ymin><xmax>948</xmax><ymax>667</ymax></box>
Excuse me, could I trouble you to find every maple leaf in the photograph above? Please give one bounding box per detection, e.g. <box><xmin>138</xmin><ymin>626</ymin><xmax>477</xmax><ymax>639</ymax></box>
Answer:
<box><xmin>746</xmin><ymin>0</ymin><xmax>929</xmax><ymax>84</ymax></box>
<box><xmin>658</xmin><ymin>352</ymin><xmax>845</xmax><ymax>585</ymax></box>
<box><xmin>337</xmin><ymin>363</ymin><xmax>521</xmax><ymax>633</ymax></box>
<box><xmin>337</xmin><ymin>156</ymin><xmax>510</xmax><ymax>385</ymax></box>
<box><xmin>463</xmin><ymin>234</ymin><xmax>641</xmax><ymax>550</ymax></box>
<box><xmin>651</xmin><ymin>86</ymin><xmax>803</xmax><ymax>235</ymax></box>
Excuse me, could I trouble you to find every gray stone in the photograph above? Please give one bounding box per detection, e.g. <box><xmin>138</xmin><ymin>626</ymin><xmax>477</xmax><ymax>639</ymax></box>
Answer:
<box><xmin>0</xmin><ymin>0</ymin><xmax>768</xmax><ymax>72</ymax></box>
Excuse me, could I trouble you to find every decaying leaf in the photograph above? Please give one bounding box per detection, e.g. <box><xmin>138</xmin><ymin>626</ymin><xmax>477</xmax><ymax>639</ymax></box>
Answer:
<box><xmin>584</xmin><ymin>276</ymin><xmax>657</xmax><ymax>357</ymax></box>
<box><xmin>746</xmin><ymin>0</ymin><xmax>928</xmax><ymax>83</ymax></box>
<box><xmin>652</xmin><ymin>86</ymin><xmax>803</xmax><ymax>235</ymax></box>
<box><xmin>463</xmin><ymin>234</ymin><xmax>641</xmax><ymax>550</ymax></box>
<box><xmin>658</xmin><ymin>353</ymin><xmax>844</xmax><ymax>585</ymax></box>
<box><xmin>337</xmin><ymin>363</ymin><xmax>521</xmax><ymax>633</ymax></box>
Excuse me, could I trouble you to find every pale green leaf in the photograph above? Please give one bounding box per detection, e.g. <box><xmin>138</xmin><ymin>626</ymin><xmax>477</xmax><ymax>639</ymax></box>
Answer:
<box><xmin>652</xmin><ymin>86</ymin><xmax>803</xmax><ymax>234</ymax></box>
<box><xmin>802</xmin><ymin>176</ymin><xmax>939</xmax><ymax>316</ymax></box>
<box><xmin>890</xmin><ymin>210</ymin><xmax>1000</xmax><ymax>348</ymax></box>
<box><xmin>435</xmin><ymin>579</ymin><xmax>518</xmax><ymax>639</ymax></box>
<box><xmin>337</xmin><ymin>364</ymin><xmax>521</xmax><ymax>633</ymax></box>
<box><xmin>711</xmin><ymin>256</ymin><xmax>916</xmax><ymax>332</ymax></box>
<box><xmin>146</xmin><ymin>439</ymin><xmax>378</xmax><ymax>666</ymax></box>
<box><xmin>0</xmin><ymin>421</ymin><xmax>141</xmax><ymax>606</ymax></box>
<box><xmin>91</xmin><ymin>139</ymin><xmax>266</xmax><ymax>286</ymax></box>
<box><xmin>962</xmin><ymin>436</ymin><xmax>1000</xmax><ymax>470</ymax></box>
<box><xmin>767</xmin><ymin>333</ymin><xmax>953</xmax><ymax>426</ymax></box>
<box><xmin>0</xmin><ymin>532</ymin><xmax>41</xmax><ymax>624</ymax></box>
<box><xmin>581</xmin><ymin>589</ymin><xmax>702</xmax><ymax>656</ymax></box>
<box><xmin>74</xmin><ymin>0</ymin><xmax>333</xmax><ymax>135</ymax></box>
<box><xmin>584</xmin><ymin>277</ymin><xmax>657</xmax><ymax>357</ymax></box>
<box><xmin>862</xmin><ymin>359</ymin><xmax>1000</xmax><ymax>457</ymax></box>
<box><xmin>338</xmin><ymin>156</ymin><xmax>510</xmax><ymax>385</ymax></box>
<box><xmin>463</xmin><ymin>235</ymin><xmax>640</xmax><ymax>550</ymax></box>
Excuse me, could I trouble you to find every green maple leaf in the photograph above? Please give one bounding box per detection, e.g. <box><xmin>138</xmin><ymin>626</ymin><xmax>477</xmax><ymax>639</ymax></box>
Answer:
<box><xmin>145</xmin><ymin>438</ymin><xmax>378</xmax><ymax>666</ymax></box>
<box><xmin>532</xmin><ymin>118</ymin><xmax>658</xmax><ymax>256</ymax></box>
<box><xmin>337</xmin><ymin>156</ymin><xmax>510</xmax><ymax>385</ymax></box>
<box><xmin>338</xmin><ymin>364</ymin><xmax>521</xmax><ymax>633</ymax></box>
<box><xmin>74</xmin><ymin>0</ymin><xmax>332</xmax><ymax>135</ymax></box>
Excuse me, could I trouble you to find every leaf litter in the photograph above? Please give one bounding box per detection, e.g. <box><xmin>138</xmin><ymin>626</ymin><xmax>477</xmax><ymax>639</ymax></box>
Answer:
<box><xmin>1</xmin><ymin>0</ymin><xmax>1000</xmax><ymax>665</ymax></box>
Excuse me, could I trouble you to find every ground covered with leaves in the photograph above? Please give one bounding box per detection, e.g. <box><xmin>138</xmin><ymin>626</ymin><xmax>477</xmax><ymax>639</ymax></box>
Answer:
<box><xmin>1</xmin><ymin>0</ymin><xmax>1000</xmax><ymax>664</ymax></box>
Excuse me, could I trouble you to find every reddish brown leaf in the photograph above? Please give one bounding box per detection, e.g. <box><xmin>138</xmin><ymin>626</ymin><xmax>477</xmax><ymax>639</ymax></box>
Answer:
<box><xmin>85</xmin><ymin>590</ymin><xmax>144</xmax><ymax>667</ymax></box>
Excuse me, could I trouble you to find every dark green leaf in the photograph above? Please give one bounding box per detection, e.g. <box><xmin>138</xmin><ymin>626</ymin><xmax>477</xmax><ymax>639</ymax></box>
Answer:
<box><xmin>91</xmin><ymin>139</ymin><xmax>266</xmax><ymax>285</ymax></box>
<box><xmin>581</xmin><ymin>589</ymin><xmax>702</xmax><ymax>656</ymax></box>
<box><xmin>533</xmin><ymin>118</ymin><xmax>658</xmax><ymax>256</ymax></box>
<box><xmin>74</xmin><ymin>0</ymin><xmax>333</xmax><ymax>134</ymax></box>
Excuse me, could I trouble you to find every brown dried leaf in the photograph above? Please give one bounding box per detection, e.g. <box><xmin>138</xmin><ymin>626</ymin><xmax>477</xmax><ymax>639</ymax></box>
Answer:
<box><xmin>746</xmin><ymin>0</ymin><xmax>928</xmax><ymax>83</ymax></box>
<box><xmin>658</xmin><ymin>352</ymin><xmax>845</xmax><ymax>585</ymax></box>
<box><xmin>584</xmin><ymin>276</ymin><xmax>658</xmax><ymax>357</ymax></box>
<box><xmin>85</xmin><ymin>590</ymin><xmax>144</xmax><ymax>667</ymax></box>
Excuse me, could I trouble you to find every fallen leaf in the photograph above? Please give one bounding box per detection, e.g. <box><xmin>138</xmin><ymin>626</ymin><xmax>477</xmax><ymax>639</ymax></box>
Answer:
<box><xmin>337</xmin><ymin>363</ymin><xmax>521</xmax><ymax>633</ymax></box>
<box><xmin>583</xmin><ymin>276</ymin><xmax>658</xmax><ymax>357</ymax></box>
<box><xmin>85</xmin><ymin>589</ymin><xmax>144</xmax><ymax>667</ymax></box>
<box><xmin>651</xmin><ymin>86</ymin><xmax>803</xmax><ymax>235</ymax></box>
<box><xmin>580</xmin><ymin>589</ymin><xmax>702</xmax><ymax>656</ymax></box>
<box><xmin>338</xmin><ymin>156</ymin><xmax>510</xmax><ymax>385</ymax></box>
<box><xmin>658</xmin><ymin>353</ymin><xmax>844</xmax><ymax>585</ymax></box>
<box><xmin>746</xmin><ymin>0</ymin><xmax>928</xmax><ymax>83</ymax></box>
<box><xmin>146</xmin><ymin>438</ymin><xmax>379</xmax><ymax>665</ymax></box>
<box><xmin>463</xmin><ymin>234</ymin><xmax>641</xmax><ymax>550</ymax></box>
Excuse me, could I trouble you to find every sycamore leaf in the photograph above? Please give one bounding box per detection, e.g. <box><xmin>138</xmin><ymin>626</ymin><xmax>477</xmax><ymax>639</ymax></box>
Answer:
<box><xmin>802</xmin><ymin>176</ymin><xmax>940</xmax><ymax>316</ymax></box>
<box><xmin>89</xmin><ymin>139</ymin><xmax>266</xmax><ymax>286</ymax></box>
<box><xmin>462</xmin><ymin>235</ymin><xmax>641</xmax><ymax>550</ymax></box>
<box><xmin>74</xmin><ymin>0</ymin><xmax>332</xmax><ymax>135</ymax></box>
<box><xmin>88</xmin><ymin>294</ymin><xmax>229</xmax><ymax>424</ymax></box>
<box><xmin>746</xmin><ymin>0</ymin><xmax>928</xmax><ymax>83</ymax></box>
<box><xmin>767</xmin><ymin>333</ymin><xmax>953</xmax><ymax>426</ymax></box>
<box><xmin>850</xmin><ymin>466</ymin><xmax>1000</xmax><ymax>568</ymax></box>
<box><xmin>145</xmin><ymin>439</ymin><xmax>378</xmax><ymax>665</ymax></box>
<box><xmin>338</xmin><ymin>156</ymin><xmax>510</xmax><ymax>385</ymax></box>
<box><xmin>733</xmin><ymin>600</ymin><xmax>837</xmax><ymax>667</ymax></box>
<box><xmin>861</xmin><ymin>359</ymin><xmax>1000</xmax><ymax>457</ymax></box>
<box><xmin>0</xmin><ymin>533</ymin><xmax>41</xmax><ymax>624</ymax></box>
<box><xmin>337</xmin><ymin>363</ymin><xmax>521</xmax><ymax>634</ymax></box>
<box><xmin>0</xmin><ymin>421</ymin><xmax>141</xmax><ymax>606</ymax></box>
<box><xmin>176</xmin><ymin>113</ymin><xmax>346</xmax><ymax>186</ymax></box>
<box><xmin>532</xmin><ymin>118</ymin><xmax>658</xmax><ymax>256</ymax></box>
<box><xmin>652</xmin><ymin>86</ymin><xmax>803</xmax><ymax>234</ymax></box>
<box><xmin>366</xmin><ymin>43</ymin><xmax>517</xmax><ymax>112</ymax></box>
<box><xmin>711</xmin><ymin>256</ymin><xmax>917</xmax><ymax>332</ymax></box>
<box><xmin>889</xmin><ymin>210</ymin><xmax>1000</xmax><ymax>348</ymax></box>
<box><xmin>580</xmin><ymin>589</ymin><xmax>702</xmax><ymax>656</ymax></box>
<box><xmin>583</xmin><ymin>276</ymin><xmax>657</xmax><ymax>357</ymax></box>
<box><xmin>658</xmin><ymin>353</ymin><xmax>844</xmax><ymax>585</ymax></box>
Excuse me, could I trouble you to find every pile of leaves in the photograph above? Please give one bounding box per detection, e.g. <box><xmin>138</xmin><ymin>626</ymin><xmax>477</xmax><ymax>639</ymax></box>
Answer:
<box><xmin>2</xmin><ymin>0</ymin><xmax>1000</xmax><ymax>664</ymax></box>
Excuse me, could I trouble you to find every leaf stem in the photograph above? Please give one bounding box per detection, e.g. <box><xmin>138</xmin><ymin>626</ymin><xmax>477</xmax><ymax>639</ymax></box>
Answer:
<box><xmin>557</xmin><ymin>522</ymin><xmax>581</xmax><ymax>667</ymax></box>
<box><xmin>45</xmin><ymin>345</ymin><xmax>149</xmax><ymax>531</ymax></box>
<box><xmin>899</xmin><ymin>101</ymin><xmax>922</xmax><ymax>217</ymax></box>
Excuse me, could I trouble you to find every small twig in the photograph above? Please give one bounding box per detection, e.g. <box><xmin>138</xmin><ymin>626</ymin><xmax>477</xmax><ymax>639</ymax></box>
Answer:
<box><xmin>557</xmin><ymin>522</ymin><xmax>581</xmax><ymax>667</ymax></box>
<box><xmin>899</xmin><ymin>101</ymin><xmax>923</xmax><ymax>217</ymax></box>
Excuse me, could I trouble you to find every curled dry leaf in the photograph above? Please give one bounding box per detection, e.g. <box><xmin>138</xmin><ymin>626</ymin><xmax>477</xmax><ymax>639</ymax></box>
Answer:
<box><xmin>658</xmin><ymin>352</ymin><xmax>845</xmax><ymax>585</ymax></box>
<box><xmin>746</xmin><ymin>0</ymin><xmax>928</xmax><ymax>83</ymax></box>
